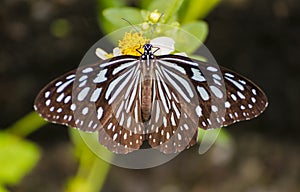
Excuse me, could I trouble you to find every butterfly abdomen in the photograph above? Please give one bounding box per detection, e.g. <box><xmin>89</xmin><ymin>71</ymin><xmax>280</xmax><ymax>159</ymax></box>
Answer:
<box><xmin>141</xmin><ymin>57</ymin><xmax>154</xmax><ymax>122</ymax></box>
<box><xmin>141</xmin><ymin>78</ymin><xmax>152</xmax><ymax>121</ymax></box>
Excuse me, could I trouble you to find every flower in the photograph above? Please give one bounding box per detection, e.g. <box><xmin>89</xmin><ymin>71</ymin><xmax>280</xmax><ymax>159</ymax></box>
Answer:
<box><xmin>95</xmin><ymin>31</ymin><xmax>177</xmax><ymax>59</ymax></box>
<box><xmin>118</xmin><ymin>31</ymin><xmax>149</xmax><ymax>56</ymax></box>
<box><xmin>148</xmin><ymin>10</ymin><xmax>162</xmax><ymax>23</ymax></box>
<box><xmin>95</xmin><ymin>48</ymin><xmax>114</xmax><ymax>60</ymax></box>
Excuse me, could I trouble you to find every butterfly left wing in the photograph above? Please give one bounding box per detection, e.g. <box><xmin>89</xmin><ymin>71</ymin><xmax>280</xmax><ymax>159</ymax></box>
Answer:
<box><xmin>34</xmin><ymin>56</ymin><xmax>146</xmax><ymax>154</ymax></box>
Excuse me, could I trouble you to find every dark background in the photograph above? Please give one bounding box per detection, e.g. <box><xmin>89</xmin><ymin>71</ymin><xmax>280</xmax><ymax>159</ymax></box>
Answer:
<box><xmin>1</xmin><ymin>0</ymin><xmax>299</xmax><ymax>191</ymax></box>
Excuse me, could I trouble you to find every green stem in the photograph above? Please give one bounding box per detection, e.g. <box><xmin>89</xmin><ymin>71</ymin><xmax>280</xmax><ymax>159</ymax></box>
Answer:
<box><xmin>66</xmin><ymin>129</ymin><xmax>113</xmax><ymax>192</ymax></box>
<box><xmin>66</xmin><ymin>151</ymin><xmax>111</xmax><ymax>192</ymax></box>
<box><xmin>86</xmin><ymin>156</ymin><xmax>111</xmax><ymax>192</ymax></box>
<box><xmin>6</xmin><ymin>111</ymin><xmax>47</xmax><ymax>137</ymax></box>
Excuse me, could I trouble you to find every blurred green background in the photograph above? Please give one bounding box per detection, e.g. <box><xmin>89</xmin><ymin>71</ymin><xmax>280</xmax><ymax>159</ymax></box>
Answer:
<box><xmin>0</xmin><ymin>0</ymin><xmax>299</xmax><ymax>191</ymax></box>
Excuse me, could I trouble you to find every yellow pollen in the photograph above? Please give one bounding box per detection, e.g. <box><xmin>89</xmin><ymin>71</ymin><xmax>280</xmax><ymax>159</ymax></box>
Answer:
<box><xmin>118</xmin><ymin>31</ymin><xmax>149</xmax><ymax>56</ymax></box>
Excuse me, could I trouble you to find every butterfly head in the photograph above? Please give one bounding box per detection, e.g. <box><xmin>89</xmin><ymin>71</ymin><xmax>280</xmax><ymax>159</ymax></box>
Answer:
<box><xmin>141</xmin><ymin>43</ymin><xmax>154</xmax><ymax>60</ymax></box>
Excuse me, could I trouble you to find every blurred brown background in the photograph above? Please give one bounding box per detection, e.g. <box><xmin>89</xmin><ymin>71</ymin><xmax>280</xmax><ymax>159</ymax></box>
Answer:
<box><xmin>0</xmin><ymin>0</ymin><xmax>299</xmax><ymax>191</ymax></box>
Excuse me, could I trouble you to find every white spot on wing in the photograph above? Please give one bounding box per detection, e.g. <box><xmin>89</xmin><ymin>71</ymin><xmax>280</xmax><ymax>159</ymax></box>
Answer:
<box><xmin>197</xmin><ymin>86</ymin><xmax>209</xmax><ymax>101</ymax></box>
<box><xmin>211</xmin><ymin>105</ymin><xmax>218</xmax><ymax>112</ymax></box>
<box><xmin>90</xmin><ymin>88</ymin><xmax>102</xmax><ymax>102</ymax></box>
<box><xmin>237</xmin><ymin>91</ymin><xmax>245</xmax><ymax>99</ymax></box>
<box><xmin>225</xmin><ymin>76</ymin><xmax>245</xmax><ymax>91</ymax></box>
<box><xmin>97</xmin><ymin>107</ymin><xmax>103</xmax><ymax>119</ymax></box>
<box><xmin>70</xmin><ymin>104</ymin><xmax>76</xmax><ymax>111</ymax></box>
<box><xmin>191</xmin><ymin>68</ymin><xmax>206</xmax><ymax>82</ymax></box>
<box><xmin>225</xmin><ymin>73</ymin><xmax>234</xmax><ymax>78</ymax></box>
<box><xmin>212</xmin><ymin>74</ymin><xmax>221</xmax><ymax>80</ymax></box>
<box><xmin>45</xmin><ymin>99</ymin><xmax>51</xmax><ymax>106</ymax></box>
<box><xmin>56</xmin><ymin>93</ymin><xmax>65</xmax><ymax>102</ymax></box>
<box><xmin>210</xmin><ymin>85</ymin><xmax>223</xmax><ymax>98</ymax></box>
<box><xmin>207</xmin><ymin>66</ymin><xmax>218</xmax><ymax>72</ymax></box>
<box><xmin>166</xmin><ymin>132</ymin><xmax>170</xmax><ymax>139</ymax></box>
<box><xmin>225</xmin><ymin>101</ymin><xmax>231</xmax><ymax>108</ymax></box>
<box><xmin>82</xmin><ymin>107</ymin><xmax>89</xmax><ymax>115</ymax></box>
<box><xmin>163</xmin><ymin>116</ymin><xmax>167</xmax><ymax>127</ymax></box>
<box><xmin>170</xmin><ymin>113</ymin><xmax>176</xmax><ymax>126</ymax></box>
<box><xmin>79</xmin><ymin>75</ymin><xmax>88</xmax><ymax>82</ymax></box>
<box><xmin>57</xmin><ymin>79</ymin><xmax>74</xmax><ymax>93</ymax></box>
<box><xmin>45</xmin><ymin>91</ymin><xmax>50</xmax><ymax>98</ymax></box>
<box><xmin>82</xmin><ymin>67</ymin><xmax>93</xmax><ymax>73</ymax></box>
<box><xmin>231</xmin><ymin>94</ymin><xmax>237</xmax><ymax>101</ymax></box>
<box><xmin>55</xmin><ymin>81</ymin><xmax>63</xmax><ymax>87</ymax></box>
<box><xmin>93</xmin><ymin>69</ymin><xmax>107</xmax><ymax>83</ymax></box>
<box><xmin>64</xmin><ymin>95</ymin><xmax>71</xmax><ymax>104</ymax></box>
<box><xmin>195</xmin><ymin>106</ymin><xmax>202</xmax><ymax>117</ymax></box>
<box><xmin>177</xmin><ymin>133</ymin><xmax>182</xmax><ymax>140</ymax></box>
<box><xmin>113</xmin><ymin>133</ymin><xmax>118</xmax><ymax>141</ymax></box>
<box><xmin>77</xmin><ymin>87</ymin><xmax>90</xmax><ymax>101</ymax></box>
<box><xmin>66</xmin><ymin>74</ymin><xmax>75</xmax><ymax>80</ymax></box>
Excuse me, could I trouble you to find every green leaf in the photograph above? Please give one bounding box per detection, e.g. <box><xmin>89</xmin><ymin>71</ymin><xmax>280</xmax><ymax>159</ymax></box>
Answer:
<box><xmin>0</xmin><ymin>132</ymin><xmax>40</xmax><ymax>185</ymax></box>
<box><xmin>164</xmin><ymin>21</ymin><xmax>208</xmax><ymax>54</ymax></box>
<box><xmin>181</xmin><ymin>20</ymin><xmax>208</xmax><ymax>45</ymax></box>
<box><xmin>181</xmin><ymin>0</ymin><xmax>221</xmax><ymax>22</ymax></box>
<box><xmin>101</xmin><ymin>7</ymin><xmax>143</xmax><ymax>33</ymax></box>
<box><xmin>147</xmin><ymin>0</ymin><xmax>184</xmax><ymax>23</ymax></box>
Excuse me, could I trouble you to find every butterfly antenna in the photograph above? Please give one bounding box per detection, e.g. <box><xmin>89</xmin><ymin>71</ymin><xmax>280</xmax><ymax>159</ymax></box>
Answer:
<box><xmin>121</xmin><ymin>18</ymin><xmax>140</xmax><ymax>33</ymax></box>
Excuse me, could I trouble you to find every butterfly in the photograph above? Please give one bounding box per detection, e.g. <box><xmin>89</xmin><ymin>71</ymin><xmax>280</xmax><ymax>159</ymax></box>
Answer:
<box><xmin>34</xmin><ymin>42</ymin><xmax>268</xmax><ymax>154</ymax></box>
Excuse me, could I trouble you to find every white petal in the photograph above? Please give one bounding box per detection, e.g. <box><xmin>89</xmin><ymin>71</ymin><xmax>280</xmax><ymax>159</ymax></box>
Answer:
<box><xmin>113</xmin><ymin>47</ymin><xmax>122</xmax><ymax>56</ymax></box>
<box><xmin>95</xmin><ymin>48</ymin><xmax>108</xmax><ymax>60</ymax></box>
<box><xmin>150</xmin><ymin>37</ymin><xmax>175</xmax><ymax>55</ymax></box>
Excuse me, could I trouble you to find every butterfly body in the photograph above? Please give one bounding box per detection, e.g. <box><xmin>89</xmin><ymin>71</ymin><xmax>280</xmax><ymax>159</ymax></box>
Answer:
<box><xmin>140</xmin><ymin>44</ymin><xmax>155</xmax><ymax>121</ymax></box>
<box><xmin>34</xmin><ymin>44</ymin><xmax>268</xmax><ymax>154</ymax></box>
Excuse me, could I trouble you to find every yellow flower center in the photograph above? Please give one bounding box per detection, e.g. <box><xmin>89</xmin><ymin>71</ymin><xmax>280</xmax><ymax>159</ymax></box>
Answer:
<box><xmin>118</xmin><ymin>31</ymin><xmax>149</xmax><ymax>56</ymax></box>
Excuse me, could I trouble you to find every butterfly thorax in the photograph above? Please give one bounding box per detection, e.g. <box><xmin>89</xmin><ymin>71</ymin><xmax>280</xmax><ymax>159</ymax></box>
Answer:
<box><xmin>141</xmin><ymin>43</ymin><xmax>155</xmax><ymax>121</ymax></box>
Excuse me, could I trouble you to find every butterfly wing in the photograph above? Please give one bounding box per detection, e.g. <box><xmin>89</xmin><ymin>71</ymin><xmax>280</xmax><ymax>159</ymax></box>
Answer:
<box><xmin>146</xmin><ymin>58</ymin><xmax>199</xmax><ymax>153</ymax></box>
<box><xmin>157</xmin><ymin>55</ymin><xmax>268</xmax><ymax>129</ymax></box>
<box><xmin>34</xmin><ymin>53</ymin><xmax>268</xmax><ymax>154</ymax></box>
<box><xmin>151</xmin><ymin>55</ymin><xmax>268</xmax><ymax>150</ymax></box>
<box><xmin>34</xmin><ymin>55</ymin><xmax>145</xmax><ymax>153</ymax></box>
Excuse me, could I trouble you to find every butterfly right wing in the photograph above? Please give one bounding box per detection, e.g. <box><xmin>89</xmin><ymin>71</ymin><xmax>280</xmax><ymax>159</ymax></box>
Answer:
<box><xmin>34</xmin><ymin>55</ymin><xmax>145</xmax><ymax>153</ymax></box>
<box><xmin>157</xmin><ymin>54</ymin><xmax>268</xmax><ymax>129</ymax></box>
